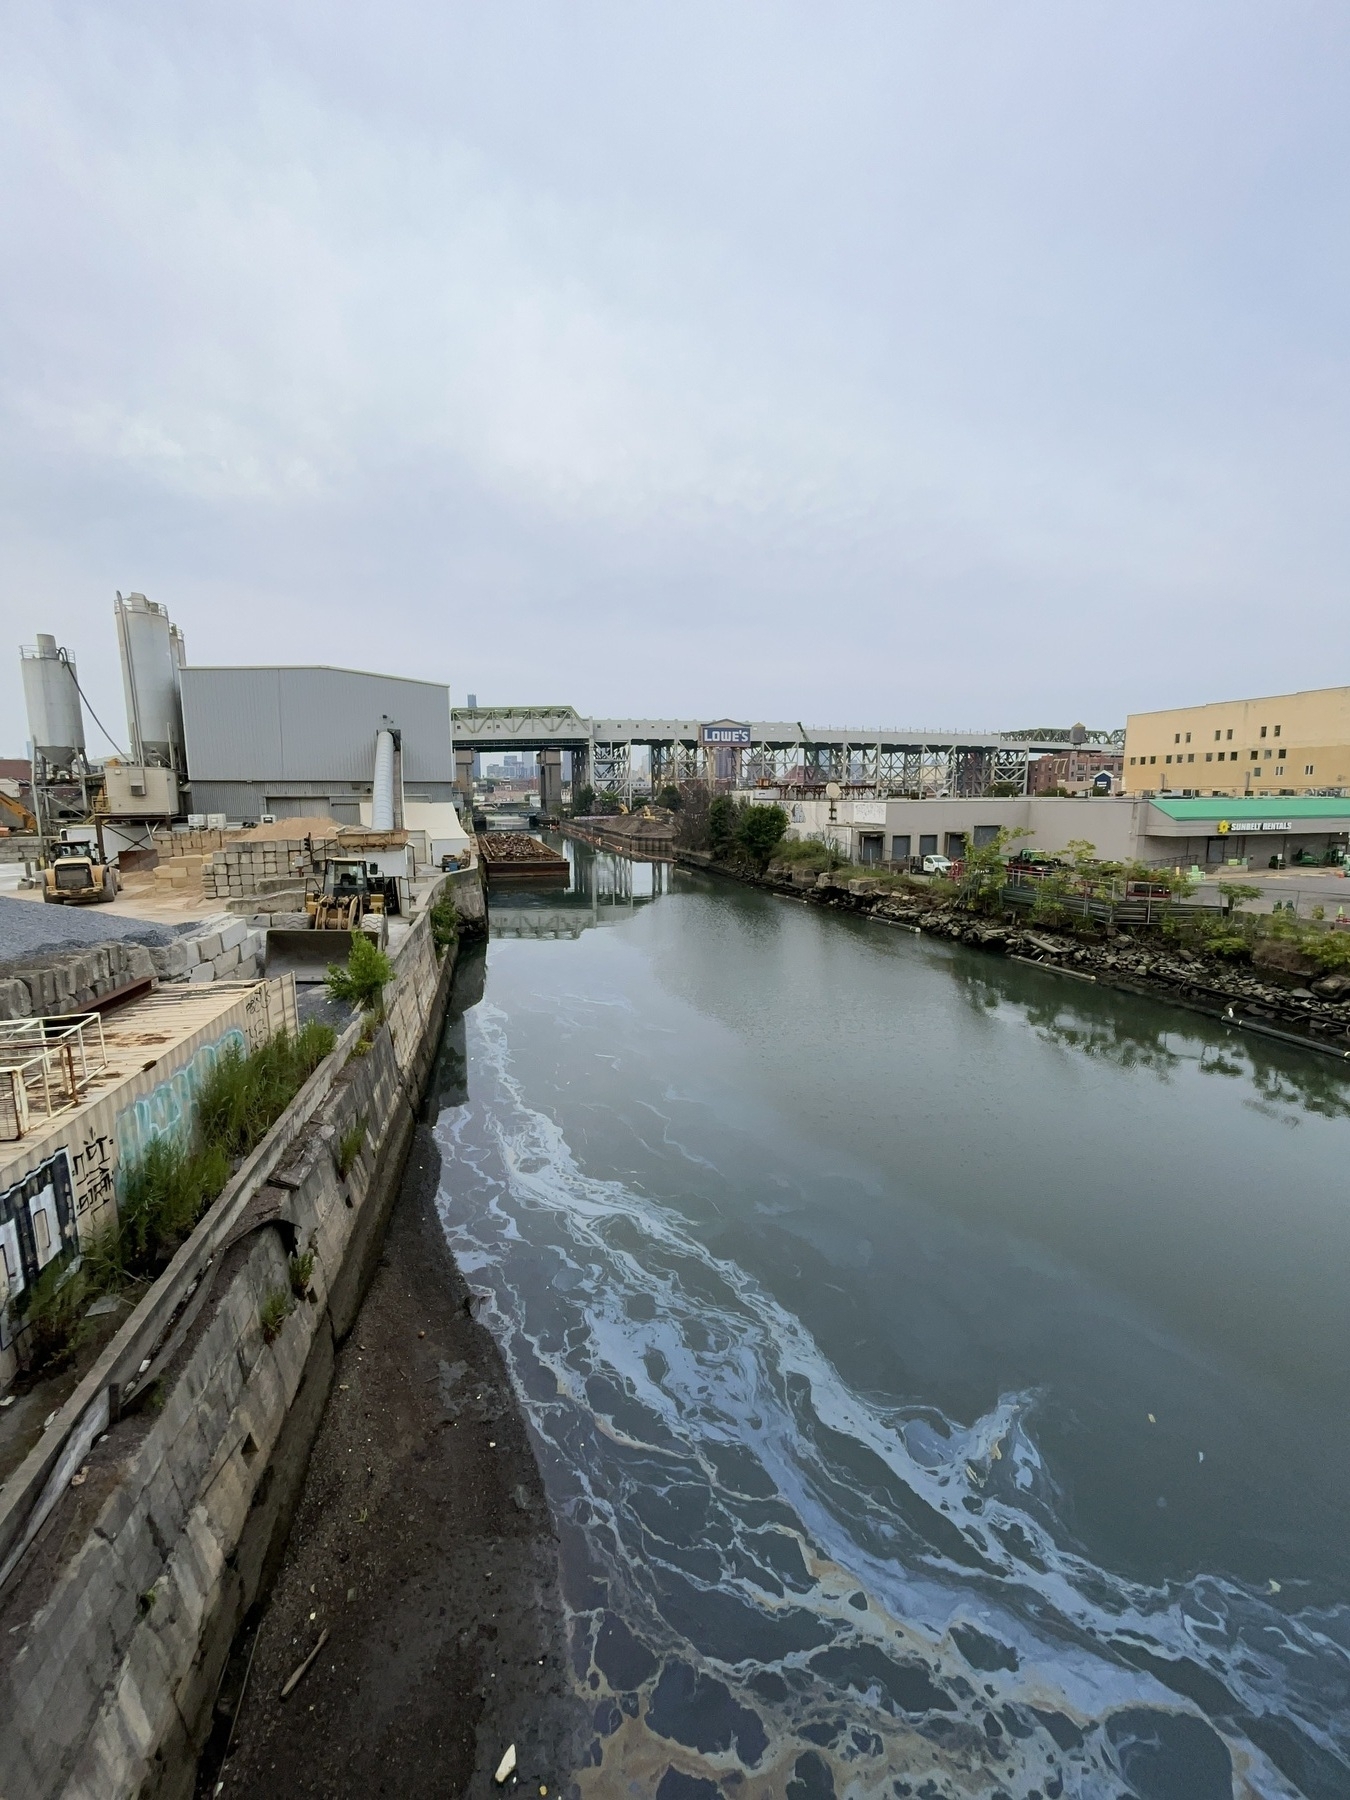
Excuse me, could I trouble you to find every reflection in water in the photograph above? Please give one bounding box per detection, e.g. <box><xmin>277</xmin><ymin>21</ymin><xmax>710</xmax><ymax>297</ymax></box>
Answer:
<box><xmin>489</xmin><ymin>839</ymin><xmax>674</xmax><ymax>940</ymax></box>
<box><xmin>433</xmin><ymin>849</ymin><xmax>1350</xmax><ymax>1798</ymax></box>
<box><xmin>949</xmin><ymin>958</ymin><xmax>1350</xmax><ymax>1122</ymax></box>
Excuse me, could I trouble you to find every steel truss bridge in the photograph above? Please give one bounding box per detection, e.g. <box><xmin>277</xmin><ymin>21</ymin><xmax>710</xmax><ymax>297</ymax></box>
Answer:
<box><xmin>451</xmin><ymin>708</ymin><xmax>1124</xmax><ymax>802</ymax></box>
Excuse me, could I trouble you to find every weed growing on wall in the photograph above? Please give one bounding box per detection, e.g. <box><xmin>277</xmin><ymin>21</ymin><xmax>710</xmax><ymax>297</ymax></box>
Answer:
<box><xmin>260</xmin><ymin>1288</ymin><xmax>293</xmax><ymax>1344</ymax></box>
<box><xmin>337</xmin><ymin>1118</ymin><xmax>367</xmax><ymax>1177</ymax></box>
<box><xmin>429</xmin><ymin>890</ymin><xmax>458</xmax><ymax>955</ymax></box>
<box><xmin>17</xmin><ymin>1258</ymin><xmax>93</xmax><ymax>1373</ymax></box>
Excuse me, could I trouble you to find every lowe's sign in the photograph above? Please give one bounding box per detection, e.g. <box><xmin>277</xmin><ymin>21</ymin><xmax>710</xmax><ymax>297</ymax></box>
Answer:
<box><xmin>700</xmin><ymin>722</ymin><xmax>752</xmax><ymax>746</ymax></box>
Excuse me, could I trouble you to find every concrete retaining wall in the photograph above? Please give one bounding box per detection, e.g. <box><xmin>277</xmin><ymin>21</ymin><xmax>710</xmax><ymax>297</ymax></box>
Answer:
<box><xmin>0</xmin><ymin>893</ymin><xmax>459</xmax><ymax>1799</ymax></box>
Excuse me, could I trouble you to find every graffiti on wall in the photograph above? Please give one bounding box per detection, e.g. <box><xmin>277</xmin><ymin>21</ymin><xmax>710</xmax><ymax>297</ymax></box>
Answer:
<box><xmin>110</xmin><ymin>1027</ymin><xmax>248</xmax><ymax>1196</ymax></box>
<box><xmin>0</xmin><ymin>1150</ymin><xmax>77</xmax><ymax>1346</ymax></box>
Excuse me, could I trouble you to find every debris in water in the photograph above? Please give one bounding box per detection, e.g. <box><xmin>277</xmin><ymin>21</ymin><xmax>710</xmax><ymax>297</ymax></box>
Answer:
<box><xmin>1268</xmin><ymin>1579</ymin><xmax>1282</xmax><ymax>1594</ymax></box>
<box><xmin>70</xmin><ymin>1465</ymin><xmax>89</xmax><ymax>1488</ymax></box>
<box><xmin>494</xmin><ymin>1744</ymin><xmax>517</xmax><ymax>1784</ymax></box>
<box><xmin>1147</xmin><ymin>1413</ymin><xmax>1156</xmax><ymax>1424</ymax></box>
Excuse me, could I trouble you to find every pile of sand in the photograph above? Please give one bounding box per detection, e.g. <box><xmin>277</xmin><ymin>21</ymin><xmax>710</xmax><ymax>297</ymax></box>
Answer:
<box><xmin>227</xmin><ymin>818</ymin><xmax>408</xmax><ymax>846</ymax></box>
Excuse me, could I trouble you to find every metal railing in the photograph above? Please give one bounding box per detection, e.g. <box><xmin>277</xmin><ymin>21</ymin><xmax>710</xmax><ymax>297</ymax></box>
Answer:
<box><xmin>0</xmin><ymin>1014</ymin><xmax>109</xmax><ymax>1141</ymax></box>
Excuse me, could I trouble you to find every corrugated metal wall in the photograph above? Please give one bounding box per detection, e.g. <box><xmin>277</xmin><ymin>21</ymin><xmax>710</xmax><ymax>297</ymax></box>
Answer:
<box><xmin>181</xmin><ymin>666</ymin><xmax>453</xmax><ymax>783</ymax></box>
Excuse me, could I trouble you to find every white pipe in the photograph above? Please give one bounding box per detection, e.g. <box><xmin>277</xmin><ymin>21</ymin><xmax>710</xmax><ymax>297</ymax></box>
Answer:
<box><xmin>372</xmin><ymin>729</ymin><xmax>396</xmax><ymax>830</ymax></box>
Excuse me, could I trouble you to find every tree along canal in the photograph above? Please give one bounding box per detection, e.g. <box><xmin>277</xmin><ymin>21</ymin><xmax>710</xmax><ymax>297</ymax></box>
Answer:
<box><xmin>432</xmin><ymin>839</ymin><xmax>1350</xmax><ymax>1799</ymax></box>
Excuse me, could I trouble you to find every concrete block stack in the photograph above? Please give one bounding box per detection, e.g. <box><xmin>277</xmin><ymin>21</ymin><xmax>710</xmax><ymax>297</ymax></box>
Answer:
<box><xmin>0</xmin><ymin>941</ymin><xmax>156</xmax><ymax>1020</ymax></box>
<box><xmin>150</xmin><ymin>851</ymin><xmax>204</xmax><ymax>895</ymax></box>
<box><xmin>148</xmin><ymin>915</ymin><xmax>266</xmax><ymax>986</ymax></box>
<box><xmin>202</xmin><ymin>838</ymin><xmax>329</xmax><ymax>902</ymax></box>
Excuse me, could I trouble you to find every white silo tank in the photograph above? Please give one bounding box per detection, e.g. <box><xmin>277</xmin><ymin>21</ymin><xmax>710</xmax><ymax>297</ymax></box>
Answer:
<box><xmin>115</xmin><ymin>592</ymin><xmax>185</xmax><ymax>769</ymax></box>
<box><xmin>20</xmin><ymin>634</ymin><xmax>86</xmax><ymax>771</ymax></box>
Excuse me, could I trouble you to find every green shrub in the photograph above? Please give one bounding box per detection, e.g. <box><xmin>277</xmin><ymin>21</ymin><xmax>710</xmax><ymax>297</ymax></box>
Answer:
<box><xmin>736</xmin><ymin>804</ymin><xmax>788</xmax><ymax>868</ymax></box>
<box><xmin>770</xmin><ymin>838</ymin><xmax>833</xmax><ymax>870</ymax></box>
<box><xmin>195</xmin><ymin>1025</ymin><xmax>334</xmax><ymax>1162</ymax></box>
<box><xmin>571</xmin><ymin>783</ymin><xmax>595</xmax><ymax>816</ymax></box>
<box><xmin>1301</xmin><ymin>930</ymin><xmax>1350</xmax><ymax>971</ymax></box>
<box><xmin>288</xmin><ymin>1249</ymin><xmax>315</xmax><ymax>1297</ymax></box>
<box><xmin>708</xmin><ymin>794</ymin><xmax>738</xmax><ymax>856</ymax></box>
<box><xmin>117</xmin><ymin>1137</ymin><xmax>232</xmax><ymax>1274</ymax></box>
<box><xmin>325</xmin><ymin>935</ymin><xmax>393</xmax><ymax>1010</ymax></box>
<box><xmin>18</xmin><ymin>1257</ymin><xmax>89</xmax><ymax>1373</ymax></box>
<box><xmin>429</xmin><ymin>890</ymin><xmax>458</xmax><ymax>955</ymax></box>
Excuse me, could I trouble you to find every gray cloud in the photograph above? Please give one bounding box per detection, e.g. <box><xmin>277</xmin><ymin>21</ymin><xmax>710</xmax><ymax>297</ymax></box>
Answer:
<box><xmin>3</xmin><ymin>1</ymin><xmax>1348</xmax><ymax>749</ymax></box>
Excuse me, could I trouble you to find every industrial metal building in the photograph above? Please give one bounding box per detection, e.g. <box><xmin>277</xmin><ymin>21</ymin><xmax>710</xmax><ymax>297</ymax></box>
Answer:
<box><xmin>180</xmin><ymin>665</ymin><xmax>456</xmax><ymax>826</ymax></box>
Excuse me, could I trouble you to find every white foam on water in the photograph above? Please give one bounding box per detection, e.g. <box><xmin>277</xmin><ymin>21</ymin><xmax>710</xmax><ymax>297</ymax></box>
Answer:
<box><xmin>434</xmin><ymin>1002</ymin><xmax>1348</xmax><ymax>1798</ymax></box>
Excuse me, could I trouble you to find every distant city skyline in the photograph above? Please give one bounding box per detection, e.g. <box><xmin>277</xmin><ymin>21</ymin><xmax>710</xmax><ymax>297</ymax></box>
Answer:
<box><xmin>4</xmin><ymin>3</ymin><xmax>1349</xmax><ymax>755</ymax></box>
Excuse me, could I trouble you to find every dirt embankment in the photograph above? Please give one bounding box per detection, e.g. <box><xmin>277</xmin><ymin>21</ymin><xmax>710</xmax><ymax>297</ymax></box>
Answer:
<box><xmin>207</xmin><ymin>1126</ymin><xmax>586</xmax><ymax>1799</ymax></box>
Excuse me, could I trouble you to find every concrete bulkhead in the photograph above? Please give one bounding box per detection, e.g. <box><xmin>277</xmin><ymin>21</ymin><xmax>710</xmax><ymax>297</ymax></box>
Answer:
<box><xmin>0</xmin><ymin>882</ymin><xmax>468</xmax><ymax>1799</ymax></box>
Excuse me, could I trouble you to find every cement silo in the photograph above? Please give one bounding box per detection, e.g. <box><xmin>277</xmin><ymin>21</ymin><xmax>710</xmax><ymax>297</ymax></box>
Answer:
<box><xmin>19</xmin><ymin>634</ymin><xmax>86</xmax><ymax>773</ymax></box>
<box><xmin>114</xmin><ymin>592</ymin><xmax>186</xmax><ymax>771</ymax></box>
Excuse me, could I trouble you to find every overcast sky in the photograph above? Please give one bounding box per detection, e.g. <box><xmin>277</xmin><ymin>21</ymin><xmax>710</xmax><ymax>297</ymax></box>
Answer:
<box><xmin>3</xmin><ymin>2</ymin><xmax>1348</xmax><ymax>754</ymax></box>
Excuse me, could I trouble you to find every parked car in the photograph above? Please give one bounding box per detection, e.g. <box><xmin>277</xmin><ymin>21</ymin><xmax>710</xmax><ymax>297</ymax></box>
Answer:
<box><xmin>922</xmin><ymin>854</ymin><xmax>953</xmax><ymax>875</ymax></box>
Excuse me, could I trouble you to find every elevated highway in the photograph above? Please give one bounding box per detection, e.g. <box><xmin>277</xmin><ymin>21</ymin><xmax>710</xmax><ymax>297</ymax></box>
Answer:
<box><xmin>451</xmin><ymin>707</ymin><xmax>1123</xmax><ymax>800</ymax></box>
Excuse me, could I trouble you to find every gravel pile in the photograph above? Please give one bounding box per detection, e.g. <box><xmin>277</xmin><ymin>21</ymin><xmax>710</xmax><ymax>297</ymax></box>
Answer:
<box><xmin>0</xmin><ymin>894</ymin><xmax>194</xmax><ymax>962</ymax></box>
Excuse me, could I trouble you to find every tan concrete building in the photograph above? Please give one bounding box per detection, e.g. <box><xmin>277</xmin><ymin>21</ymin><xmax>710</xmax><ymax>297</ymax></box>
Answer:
<box><xmin>1123</xmin><ymin>686</ymin><xmax>1350</xmax><ymax>798</ymax></box>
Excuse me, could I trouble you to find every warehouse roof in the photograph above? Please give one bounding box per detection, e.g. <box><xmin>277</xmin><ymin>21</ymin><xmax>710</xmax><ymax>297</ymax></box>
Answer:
<box><xmin>1149</xmin><ymin>797</ymin><xmax>1350</xmax><ymax>822</ymax></box>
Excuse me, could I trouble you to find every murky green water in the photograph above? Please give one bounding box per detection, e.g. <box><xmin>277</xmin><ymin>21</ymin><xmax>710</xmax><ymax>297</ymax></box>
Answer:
<box><xmin>432</xmin><ymin>844</ymin><xmax>1350</xmax><ymax>1799</ymax></box>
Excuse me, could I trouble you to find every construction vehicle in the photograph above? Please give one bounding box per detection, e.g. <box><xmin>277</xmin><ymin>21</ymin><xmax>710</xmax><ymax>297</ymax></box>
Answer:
<box><xmin>41</xmin><ymin>841</ymin><xmax>119</xmax><ymax>905</ymax></box>
<box><xmin>0</xmin><ymin>788</ymin><xmax>37</xmax><ymax>835</ymax></box>
<box><xmin>265</xmin><ymin>852</ymin><xmax>407</xmax><ymax>983</ymax></box>
<box><xmin>309</xmin><ymin>856</ymin><xmax>402</xmax><ymax>930</ymax></box>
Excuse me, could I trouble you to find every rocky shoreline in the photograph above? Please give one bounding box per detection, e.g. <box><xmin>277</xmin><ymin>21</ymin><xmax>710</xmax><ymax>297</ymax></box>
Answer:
<box><xmin>677</xmin><ymin>851</ymin><xmax>1350</xmax><ymax>1059</ymax></box>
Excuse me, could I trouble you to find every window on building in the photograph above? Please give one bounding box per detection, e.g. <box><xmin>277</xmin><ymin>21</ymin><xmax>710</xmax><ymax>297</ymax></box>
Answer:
<box><xmin>1250</xmin><ymin>750</ymin><xmax>1259</xmax><ymax>761</ymax></box>
<box><xmin>1276</xmin><ymin>765</ymin><xmax>1284</xmax><ymax>775</ymax></box>
<box><xmin>1187</xmin><ymin>753</ymin><xmax>1195</xmax><ymax>763</ymax></box>
<box><xmin>1274</xmin><ymin>725</ymin><xmax>1281</xmax><ymax>737</ymax></box>
<box><xmin>1149</xmin><ymin>755</ymin><xmax>1156</xmax><ymax>765</ymax></box>
<box><xmin>1205</xmin><ymin>752</ymin><xmax>1213</xmax><ymax>762</ymax></box>
<box><xmin>1260</xmin><ymin>726</ymin><xmax>1267</xmax><ymax>738</ymax></box>
<box><xmin>1174</xmin><ymin>733</ymin><xmax>1180</xmax><ymax>744</ymax></box>
<box><xmin>1263</xmin><ymin>749</ymin><xmax>1271</xmax><ymax>759</ymax></box>
<box><xmin>1306</xmin><ymin>765</ymin><xmax>1315</xmax><ymax>775</ymax></box>
<box><xmin>1226</xmin><ymin>729</ymin><xmax>1233</xmax><ymax>739</ymax></box>
<box><xmin>1185</xmin><ymin>731</ymin><xmax>1191</xmax><ymax>743</ymax></box>
<box><xmin>1129</xmin><ymin>756</ymin><xmax>1137</xmax><ymax>765</ymax></box>
<box><xmin>1165</xmin><ymin>754</ymin><xmax>1172</xmax><ymax>764</ymax></box>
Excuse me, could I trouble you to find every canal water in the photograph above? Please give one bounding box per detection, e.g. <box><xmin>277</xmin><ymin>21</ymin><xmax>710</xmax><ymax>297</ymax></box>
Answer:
<box><xmin>431</xmin><ymin>844</ymin><xmax>1350</xmax><ymax>1800</ymax></box>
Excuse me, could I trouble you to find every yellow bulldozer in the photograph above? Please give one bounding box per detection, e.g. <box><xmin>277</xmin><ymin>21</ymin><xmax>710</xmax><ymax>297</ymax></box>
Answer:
<box><xmin>265</xmin><ymin>855</ymin><xmax>403</xmax><ymax>983</ymax></box>
<box><xmin>42</xmin><ymin>842</ymin><xmax>119</xmax><ymax>905</ymax></box>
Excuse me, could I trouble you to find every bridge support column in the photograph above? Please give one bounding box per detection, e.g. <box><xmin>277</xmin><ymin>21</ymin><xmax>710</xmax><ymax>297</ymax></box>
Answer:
<box><xmin>537</xmin><ymin>748</ymin><xmax>563</xmax><ymax>817</ymax></box>
<box><xmin>454</xmin><ymin>747</ymin><xmax>475</xmax><ymax>816</ymax></box>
